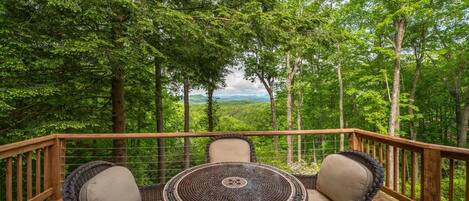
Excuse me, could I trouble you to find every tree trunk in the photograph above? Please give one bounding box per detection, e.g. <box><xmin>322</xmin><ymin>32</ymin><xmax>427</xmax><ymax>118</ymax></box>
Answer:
<box><xmin>458</xmin><ymin>86</ymin><xmax>469</xmax><ymax>147</ymax></box>
<box><xmin>286</xmin><ymin>53</ymin><xmax>294</xmax><ymax>164</ymax></box>
<box><xmin>207</xmin><ymin>86</ymin><xmax>214</xmax><ymax>132</ymax></box>
<box><xmin>337</xmin><ymin>44</ymin><xmax>345</xmax><ymax>151</ymax></box>
<box><xmin>409</xmin><ymin>47</ymin><xmax>422</xmax><ymax>140</ymax></box>
<box><xmin>388</xmin><ymin>18</ymin><xmax>406</xmax><ymax>135</ymax></box>
<box><xmin>258</xmin><ymin>75</ymin><xmax>280</xmax><ymax>155</ymax></box>
<box><xmin>409</xmin><ymin>24</ymin><xmax>427</xmax><ymax>141</ymax></box>
<box><xmin>155</xmin><ymin>59</ymin><xmax>165</xmax><ymax>183</ymax></box>
<box><xmin>409</xmin><ymin>46</ymin><xmax>423</xmax><ymax>187</ymax></box>
<box><xmin>111</xmin><ymin>14</ymin><xmax>127</xmax><ymax>166</ymax></box>
<box><xmin>384</xmin><ymin>70</ymin><xmax>391</xmax><ymax>102</ymax></box>
<box><xmin>387</xmin><ymin>18</ymin><xmax>406</xmax><ymax>189</ymax></box>
<box><xmin>449</xmin><ymin>65</ymin><xmax>461</xmax><ymax>145</ymax></box>
<box><xmin>183</xmin><ymin>76</ymin><xmax>190</xmax><ymax>169</ymax></box>
<box><xmin>112</xmin><ymin>71</ymin><xmax>127</xmax><ymax>165</ymax></box>
<box><xmin>268</xmin><ymin>87</ymin><xmax>280</xmax><ymax>154</ymax></box>
<box><xmin>297</xmin><ymin>88</ymin><xmax>303</xmax><ymax>162</ymax></box>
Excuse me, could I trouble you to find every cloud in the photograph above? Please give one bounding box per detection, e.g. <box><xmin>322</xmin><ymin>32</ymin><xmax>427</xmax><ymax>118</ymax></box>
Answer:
<box><xmin>190</xmin><ymin>68</ymin><xmax>267</xmax><ymax>96</ymax></box>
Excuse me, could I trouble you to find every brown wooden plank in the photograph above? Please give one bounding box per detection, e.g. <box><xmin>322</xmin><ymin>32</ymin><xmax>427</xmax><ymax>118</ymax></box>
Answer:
<box><xmin>441</xmin><ymin>151</ymin><xmax>469</xmax><ymax>161</ymax></box>
<box><xmin>381</xmin><ymin>186</ymin><xmax>413</xmax><ymax>201</ymax></box>
<box><xmin>401</xmin><ymin>149</ymin><xmax>406</xmax><ymax>195</ymax></box>
<box><xmin>355</xmin><ymin>129</ymin><xmax>469</xmax><ymax>157</ymax></box>
<box><xmin>380</xmin><ymin>143</ymin><xmax>384</xmax><ymax>165</ymax></box>
<box><xmin>356</xmin><ymin>132</ymin><xmax>423</xmax><ymax>153</ymax></box>
<box><xmin>0</xmin><ymin>135</ymin><xmax>56</xmax><ymax>153</ymax></box>
<box><xmin>0</xmin><ymin>140</ymin><xmax>55</xmax><ymax>160</ymax></box>
<box><xmin>59</xmin><ymin>140</ymin><xmax>66</xmax><ymax>189</ymax></box>
<box><xmin>6</xmin><ymin>157</ymin><xmax>13</xmax><ymax>201</ymax></box>
<box><xmin>394</xmin><ymin>146</ymin><xmax>398</xmax><ymax>191</ymax></box>
<box><xmin>50</xmin><ymin>139</ymin><xmax>61</xmax><ymax>199</ymax></box>
<box><xmin>448</xmin><ymin>159</ymin><xmax>454</xmax><ymax>201</ymax></box>
<box><xmin>410</xmin><ymin>152</ymin><xmax>416</xmax><ymax>199</ymax></box>
<box><xmin>364</xmin><ymin>138</ymin><xmax>369</xmax><ymax>154</ymax></box>
<box><xmin>386</xmin><ymin>144</ymin><xmax>391</xmax><ymax>188</ymax></box>
<box><xmin>349</xmin><ymin>133</ymin><xmax>359</xmax><ymax>151</ymax></box>
<box><xmin>27</xmin><ymin>152</ymin><xmax>33</xmax><ymax>199</ymax></box>
<box><xmin>421</xmin><ymin>149</ymin><xmax>441</xmax><ymax>201</ymax></box>
<box><xmin>43</xmin><ymin>147</ymin><xmax>50</xmax><ymax>189</ymax></box>
<box><xmin>29</xmin><ymin>188</ymin><xmax>53</xmax><ymax>201</ymax></box>
<box><xmin>17</xmin><ymin>154</ymin><xmax>23</xmax><ymax>201</ymax></box>
<box><xmin>35</xmin><ymin>150</ymin><xmax>41</xmax><ymax>195</ymax></box>
<box><xmin>372</xmin><ymin>141</ymin><xmax>377</xmax><ymax>159</ymax></box>
<box><xmin>359</xmin><ymin>137</ymin><xmax>364</xmax><ymax>152</ymax></box>
<box><xmin>367</xmin><ymin>139</ymin><xmax>371</xmax><ymax>155</ymax></box>
<box><xmin>360</xmin><ymin>138</ymin><xmax>364</xmax><ymax>152</ymax></box>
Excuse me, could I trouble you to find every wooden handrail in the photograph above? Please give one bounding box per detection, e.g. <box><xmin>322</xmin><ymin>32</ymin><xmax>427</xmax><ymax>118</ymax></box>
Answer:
<box><xmin>353</xmin><ymin>129</ymin><xmax>469</xmax><ymax>160</ymax></box>
<box><xmin>0</xmin><ymin>135</ymin><xmax>56</xmax><ymax>157</ymax></box>
<box><xmin>55</xmin><ymin>129</ymin><xmax>356</xmax><ymax>139</ymax></box>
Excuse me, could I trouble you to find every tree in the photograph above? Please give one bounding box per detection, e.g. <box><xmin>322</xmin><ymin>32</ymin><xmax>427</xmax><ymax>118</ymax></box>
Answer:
<box><xmin>336</xmin><ymin>44</ymin><xmax>345</xmax><ymax>151</ymax></box>
<box><xmin>387</xmin><ymin>2</ymin><xmax>407</xmax><ymax>139</ymax></box>
<box><xmin>195</xmin><ymin>13</ymin><xmax>238</xmax><ymax>132</ymax></box>
<box><xmin>240</xmin><ymin>1</ymin><xmax>286</xmax><ymax>154</ymax></box>
<box><xmin>286</xmin><ymin>52</ymin><xmax>302</xmax><ymax>164</ymax></box>
<box><xmin>110</xmin><ymin>1</ymin><xmax>135</xmax><ymax>166</ymax></box>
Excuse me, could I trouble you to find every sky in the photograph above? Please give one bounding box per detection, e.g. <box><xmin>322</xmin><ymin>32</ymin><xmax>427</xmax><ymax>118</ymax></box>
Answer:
<box><xmin>191</xmin><ymin>68</ymin><xmax>268</xmax><ymax>97</ymax></box>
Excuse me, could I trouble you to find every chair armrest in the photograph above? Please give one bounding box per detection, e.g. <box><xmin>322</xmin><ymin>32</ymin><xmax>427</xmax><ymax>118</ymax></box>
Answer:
<box><xmin>139</xmin><ymin>184</ymin><xmax>164</xmax><ymax>201</ymax></box>
<box><xmin>293</xmin><ymin>174</ymin><xmax>317</xmax><ymax>190</ymax></box>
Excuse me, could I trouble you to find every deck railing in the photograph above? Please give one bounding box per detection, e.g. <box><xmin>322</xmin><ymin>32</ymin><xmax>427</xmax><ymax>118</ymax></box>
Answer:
<box><xmin>0</xmin><ymin>128</ymin><xmax>468</xmax><ymax>201</ymax></box>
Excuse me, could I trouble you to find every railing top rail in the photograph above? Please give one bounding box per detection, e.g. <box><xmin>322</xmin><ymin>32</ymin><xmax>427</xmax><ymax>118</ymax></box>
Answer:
<box><xmin>56</xmin><ymin>129</ymin><xmax>356</xmax><ymax>139</ymax></box>
<box><xmin>0</xmin><ymin>134</ymin><xmax>57</xmax><ymax>160</ymax></box>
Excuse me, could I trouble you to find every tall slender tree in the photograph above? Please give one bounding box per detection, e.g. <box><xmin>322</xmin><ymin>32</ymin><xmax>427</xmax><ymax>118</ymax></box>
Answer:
<box><xmin>110</xmin><ymin>1</ymin><xmax>134</xmax><ymax>165</ymax></box>
<box><xmin>336</xmin><ymin>44</ymin><xmax>345</xmax><ymax>151</ymax></box>
<box><xmin>154</xmin><ymin>58</ymin><xmax>165</xmax><ymax>183</ymax></box>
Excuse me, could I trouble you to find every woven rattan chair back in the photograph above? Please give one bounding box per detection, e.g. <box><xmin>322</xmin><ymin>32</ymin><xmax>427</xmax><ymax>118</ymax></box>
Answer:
<box><xmin>62</xmin><ymin>161</ymin><xmax>115</xmax><ymax>201</ymax></box>
<box><xmin>323</xmin><ymin>151</ymin><xmax>384</xmax><ymax>201</ymax></box>
<box><xmin>63</xmin><ymin>161</ymin><xmax>164</xmax><ymax>201</ymax></box>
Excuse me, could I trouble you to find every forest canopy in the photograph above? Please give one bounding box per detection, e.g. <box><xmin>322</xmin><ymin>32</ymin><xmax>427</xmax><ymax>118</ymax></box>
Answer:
<box><xmin>0</xmin><ymin>0</ymin><xmax>468</xmax><ymax>150</ymax></box>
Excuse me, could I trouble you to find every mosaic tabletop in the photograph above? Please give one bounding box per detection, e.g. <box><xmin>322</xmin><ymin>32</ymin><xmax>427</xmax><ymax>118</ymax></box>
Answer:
<box><xmin>163</xmin><ymin>162</ymin><xmax>307</xmax><ymax>201</ymax></box>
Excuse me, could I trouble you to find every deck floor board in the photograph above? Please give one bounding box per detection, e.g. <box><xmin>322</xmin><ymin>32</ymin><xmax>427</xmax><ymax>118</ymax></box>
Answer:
<box><xmin>374</xmin><ymin>191</ymin><xmax>398</xmax><ymax>201</ymax></box>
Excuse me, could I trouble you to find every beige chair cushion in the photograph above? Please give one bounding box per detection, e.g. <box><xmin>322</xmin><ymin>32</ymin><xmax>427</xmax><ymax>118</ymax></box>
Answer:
<box><xmin>308</xmin><ymin>189</ymin><xmax>330</xmax><ymax>201</ymax></box>
<box><xmin>316</xmin><ymin>154</ymin><xmax>373</xmax><ymax>201</ymax></box>
<box><xmin>209</xmin><ymin>138</ymin><xmax>251</xmax><ymax>162</ymax></box>
<box><xmin>79</xmin><ymin>166</ymin><xmax>141</xmax><ymax>201</ymax></box>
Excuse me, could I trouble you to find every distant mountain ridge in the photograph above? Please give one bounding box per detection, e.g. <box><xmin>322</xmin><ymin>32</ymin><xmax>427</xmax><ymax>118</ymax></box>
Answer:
<box><xmin>189</xmin><ymin>94</ymin><xmax>269</xmax><ymax>103</ymax></box>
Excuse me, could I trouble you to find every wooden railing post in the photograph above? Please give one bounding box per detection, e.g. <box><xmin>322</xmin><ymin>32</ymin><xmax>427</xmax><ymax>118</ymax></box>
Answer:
<box><xmin>50</xmin><ymin>137</ymin><xmax>63</xmax><ymax>200</ymax></box>
<box><xmin>421</xmin><ymin>148</ymin><xmax>441</xmax><ymax>201</ymax></box>
<box><xmin>349</xmin><ymin>132</ymin><xmax>359</xmax><ymax>151</ymax></box>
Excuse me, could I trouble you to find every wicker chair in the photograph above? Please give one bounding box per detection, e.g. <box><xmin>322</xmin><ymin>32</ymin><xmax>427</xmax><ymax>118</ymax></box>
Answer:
<box><xmin>63</xmin><ymin>161</ymin><xmax>163</xmax><ymax>201</ymax></box>
<box><xmin>205</xmin><ymin>134</ymin><xmax>257</xmax><ymax>163</ymax></box>
<box><xmin>295</xmin><ymin>151</ymin><xmax>384</xmax><ymax>201</ymax></box>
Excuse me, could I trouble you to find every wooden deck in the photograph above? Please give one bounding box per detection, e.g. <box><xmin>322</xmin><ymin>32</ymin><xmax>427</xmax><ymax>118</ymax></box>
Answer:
<box><xmin>1</xmin><ymin>129</ymin><xmax>469</xmax><ymax>201</ymax></box>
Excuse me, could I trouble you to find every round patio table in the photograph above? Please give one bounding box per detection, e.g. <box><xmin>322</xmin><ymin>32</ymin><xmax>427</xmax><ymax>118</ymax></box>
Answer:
<box><xmin>163</xmin><ymin>162</ymin><xmax>307</xmax><ymax>201</ymax></box>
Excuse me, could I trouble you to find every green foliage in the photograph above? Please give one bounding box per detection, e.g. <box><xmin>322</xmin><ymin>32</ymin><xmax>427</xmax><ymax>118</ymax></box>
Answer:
<box><xmin>1</xmin><ymin>0</ymin><xmax>469</xmax><ymax>200</ymax></box>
